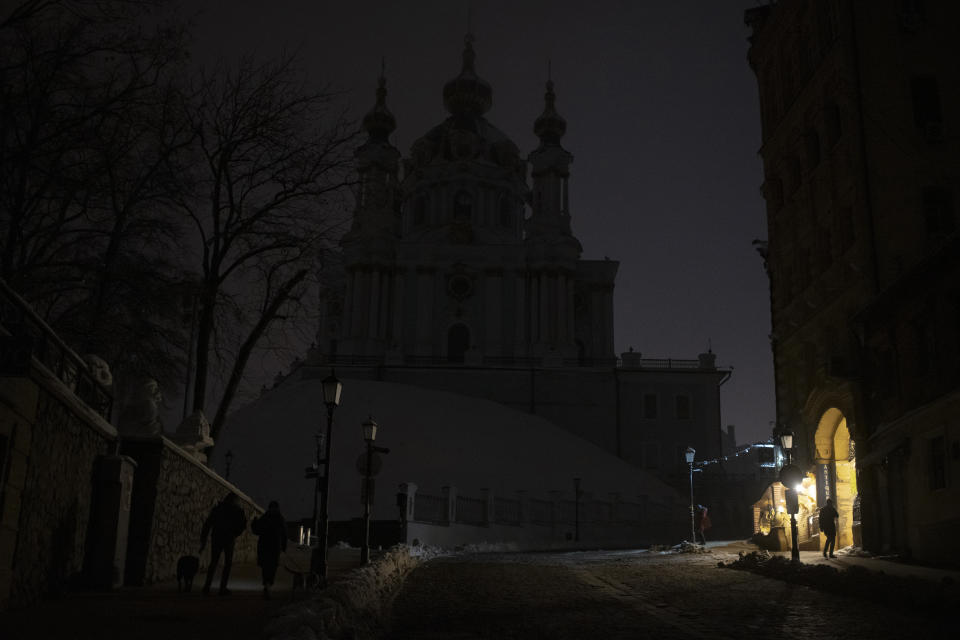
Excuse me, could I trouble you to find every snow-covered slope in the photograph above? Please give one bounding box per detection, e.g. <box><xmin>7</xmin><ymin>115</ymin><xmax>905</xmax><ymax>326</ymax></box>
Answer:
<box><xmin>211</xmin><ymin>368</ymin><xmax>679</xmax><ymax>522</ymax></box>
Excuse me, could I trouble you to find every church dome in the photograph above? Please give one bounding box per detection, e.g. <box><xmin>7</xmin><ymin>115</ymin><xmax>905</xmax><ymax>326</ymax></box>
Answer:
<box><xmin>406</xmin><ymin>37</ymin><xmax>523</xmax><ymax>176</ymax></box>
<box><xmin>362</xmin><ymin>75</ymin><xmax>396</xmax><ymax>141</ymax></box>
<box><xmin>533</xmin><ymin>79</ymin><xmax>567</xmax><ymax>146</ymax></box>
<box><xmin>442</xmin><ymin>34</ymin><xmax>492</xmax><ymax>118</ymax></box>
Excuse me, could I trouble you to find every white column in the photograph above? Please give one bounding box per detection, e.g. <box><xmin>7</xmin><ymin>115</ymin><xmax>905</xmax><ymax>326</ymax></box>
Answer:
<box><xmin>391</xmin><ymin>269</ymin><xmax>405</xmax><ymax>347</ymax></box>
<box><xmin>416</xmin><ymin>268</ymin><xmax>434</xmax><ymax>354</ymax></box>
<box><xmin>368</xmin><ymin>269</ymin><xmax>380</xmax><ymax>339</ymax></box>
<box><xmin>539</xmin><ymin>273</ymin><xmax>549</xmax><ymax>344</ymax></box>
<box><xmin>342</xmin><ymin>268</ymin><xmax>355</xmax><ymax>338</ymax></box>
<box><xmin>514</xmin><ymin>271</ymin><xmax>527</xmax><ymax>354</ymax></box>
<box><xmin>484</xmin><ymin>271</ymin><xmax>502</xmax><ymax>355</ymax></box>
<box><xmin>530</xmin><ymin>273</ymin><xmax>540</xmax><ymax>343</ymax></box>
<box><xmin>557</xmin><ymin>273</ymin><xmax>567</xmax><ymax>342</ymax></box>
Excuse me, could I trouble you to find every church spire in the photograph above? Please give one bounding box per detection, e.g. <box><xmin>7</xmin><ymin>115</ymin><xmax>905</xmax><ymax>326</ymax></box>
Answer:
<box><xmin>362</xmin><ymin>62</ymin><xmax>396</xmax><ymax>142</ymax></box>
<box><xmin>533</xmin><ymin>65</ymin><xmax>567</xmax><ymax>147</ymax></box>
<box><xmin>526</xmin><ymin>64</ymin><xmax>578</xmax><ymax>248</ymax></box>
<box><xmin>443</xmin><ymin>34</ymin><xmax>493</xmax><ymax>117</ymax></box>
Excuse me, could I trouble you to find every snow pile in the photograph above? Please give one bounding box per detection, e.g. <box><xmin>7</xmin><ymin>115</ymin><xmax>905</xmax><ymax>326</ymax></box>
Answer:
<box><xmin>266</xmin><ymin>545</ymin><xmax>432</xmax><ymax>640</ymax></box>
<box><xmin>723</xmin><ymin>551</ymin><xmax>959</xmax><ymax>613</ymax></box>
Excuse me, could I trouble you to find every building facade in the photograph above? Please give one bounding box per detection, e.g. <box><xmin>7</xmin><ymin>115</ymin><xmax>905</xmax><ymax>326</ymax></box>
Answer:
<box><xmin>305</xmin><ymin>36</ymin><xmax>731</xmax><ymax>482</ymax></box>
<box><xmin>745</xmin><ymin>0</ymin><xmax>960</xmax><ymax>563</ymax></box>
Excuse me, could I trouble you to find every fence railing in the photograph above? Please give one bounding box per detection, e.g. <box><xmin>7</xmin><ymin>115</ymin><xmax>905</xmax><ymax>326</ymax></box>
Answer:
<box><xmin>402</xmin><ymin>484</ymin><xmax>660</xmax><ymax>529</ymax></box>
<box><xmin>0</xmin><ymin>280</ymin><xmax>113</xmax><ymax>420</ymax></box>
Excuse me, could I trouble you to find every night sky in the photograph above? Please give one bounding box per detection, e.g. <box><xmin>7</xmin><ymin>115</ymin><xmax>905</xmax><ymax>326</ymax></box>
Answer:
<box><xmin>190</xmin><ymin>0</ymin><xmax>774</xmax><ymax>445</ymax></box>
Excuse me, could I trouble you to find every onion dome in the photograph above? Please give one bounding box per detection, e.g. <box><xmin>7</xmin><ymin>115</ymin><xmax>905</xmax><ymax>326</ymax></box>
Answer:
<box><xmin>534</xmin><ymin>78</ymin><xmax>567</xmax><ymax>145</ymax></box>
<box><xmin>362</xmin><ymin>74</ymin><xmax>396</xmax><ymax>142</ymax></box>
<box><xmin>442</xmin><ymin>34</ymin><xmax>493</xmax><ymax>117</ymax></box>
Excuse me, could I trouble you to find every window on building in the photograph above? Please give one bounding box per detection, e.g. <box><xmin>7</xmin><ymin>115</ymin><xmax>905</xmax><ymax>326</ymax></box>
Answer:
<box><xmin>922</xmin><ymin>187</ymin><xmax>956</xmax><ymax>237</ymax></box>
<box><xmin>643</xmin><ymin>393</ymin><xmax>658</xmax><ymax>419</ymax></box>
<box><xmin>499</xmin><ymin>196</ymin><xmax>514</xmax><ymax>228</ymax></box>
<box><xmin>413</xmin><ymin>195</ymin><xmax>427</xmax><ymax>226</ymax></box>
<box><xmin>911</xmin><ymin>76</ymin><xmax>942</xmax><ymax>139</ymax></box>
<box><xmin>930</xmin><ymin>436</ymin><xmax>946</xmax><ymax>490</ymax></box>
<box><xmin>675</xmin><ymin>394</ymin><xmax>691</xmax><ymax>420</ymax></box>
<box><xmin>453</xmin><ymin>190</ymin><xmax>472</xmax><ymax>222</ymax></box>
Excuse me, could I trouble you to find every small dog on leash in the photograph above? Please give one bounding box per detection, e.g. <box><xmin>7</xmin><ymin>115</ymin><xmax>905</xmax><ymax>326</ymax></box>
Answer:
<box><xmin>177</xmin><ymin>555</ymin><xmax>200</xmax><ymax>592</ymax></box>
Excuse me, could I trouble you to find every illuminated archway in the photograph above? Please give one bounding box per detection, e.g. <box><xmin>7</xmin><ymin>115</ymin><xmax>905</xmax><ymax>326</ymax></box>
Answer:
<box><xmin>814</xmin><ymin>408</ymin><xmax>857</xmax><ymax>549</ymax></box>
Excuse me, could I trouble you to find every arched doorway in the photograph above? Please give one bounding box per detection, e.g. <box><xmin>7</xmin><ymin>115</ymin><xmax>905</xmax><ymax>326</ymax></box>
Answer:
<box><xmin>814</xmin><ymin>408</ymin><xmax>858</xmax><ymax>549</ymax></box>
<box><xmin>447</xmin><ymin>324</ymin><xmax>469</xmax><ymax>363</ymax></box>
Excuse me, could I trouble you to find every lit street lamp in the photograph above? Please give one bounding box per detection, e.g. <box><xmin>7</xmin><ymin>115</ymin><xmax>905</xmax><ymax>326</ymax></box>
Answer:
<box><xmin>360</xmin><ymin>416</ymin><xmax>390</xmax><ymax>564</ymax></box>
<box><xmin>684</xmin><ymin>447</ymin><xmax>696</xmax><ymax>544</ymax></box>
<box><xmin>779</xmin><ymin>429</ymin><xmax>802</xmax><ymax>562</ymax></box>
<box><xmin>314</xmin><ymin>370</ymin><xmax>342</xmax><ymax>579</ymax></box>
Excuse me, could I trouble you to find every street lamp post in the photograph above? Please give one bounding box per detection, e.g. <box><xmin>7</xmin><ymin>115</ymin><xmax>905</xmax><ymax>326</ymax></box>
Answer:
<box><xmin>361</xmin><ymin>416</ymin><xmax>377</xmax><ymax>564</ymax></box>
<box><xmin>314</xmin><ymin>370</ymin><xmax>342</xmax><ymax>579</ymax></box>
<box><xmin>684</xmin><ymin>447</ymin><xmax>696</xmax><ymax>544</ymax></box>
<box><xmin>224</xmin><ymin>450</ymin><xmax>233</xmax><ymax>481</ymax></box>
<box><xmin>779</xmin><ymin>430</ymin><xmax>802</xmax><ymax>562</ymax></box>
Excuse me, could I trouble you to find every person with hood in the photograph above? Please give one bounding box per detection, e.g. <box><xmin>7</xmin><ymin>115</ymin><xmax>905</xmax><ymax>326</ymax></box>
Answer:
<box><xmin>820</xmin><ymin>498</ymin><xmax>840</xmax><ymax>558</ymax></box>
<box><xmin>251</xmin><ymin>500</ymin><xmax>288</xmax><ymax>599</ymax></box>
<box><xmin>200</xmin><ymin>492</ymin><xmax>247</xmax><ymax>595</ymax></box>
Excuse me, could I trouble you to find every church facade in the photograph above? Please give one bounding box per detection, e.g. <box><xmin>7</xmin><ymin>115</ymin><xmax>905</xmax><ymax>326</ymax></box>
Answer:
<box><xmin>305</xmin><ymin>37</ymin><xmax>729</xmax><ymax>481</ymax></box>
<box><xmin>319</xmin><ymin>35</ymin><xmax>615</xmax><ymax>367</ymax></box>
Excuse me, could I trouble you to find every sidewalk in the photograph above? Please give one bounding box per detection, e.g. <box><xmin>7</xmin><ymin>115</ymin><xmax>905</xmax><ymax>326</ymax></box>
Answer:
<box><xmin>710</xmin><ymin>539</ymin><xmax>960</xmax><ymax>585</ymax></box>
<box><xmin>0</xmin><ymin>548</ymin><xmax>363</xmax><ymax>640</ymax></box>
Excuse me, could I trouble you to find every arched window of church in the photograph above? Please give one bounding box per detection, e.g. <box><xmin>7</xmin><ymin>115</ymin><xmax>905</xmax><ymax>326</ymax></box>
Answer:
<box><xmin>413</xmin><ymin>195</ymin><xmax>427</xmax><ymax>226</ymax></box>
<box><xmin>499</xmin><ymin>195</ymin><xmax>513</xmax><ymax>228</ymax></box>
<box><xmin>454</xmin><ymin>190</ymin><xmax>472</xmax><ymax>222</ymax></box>
<box><xmin>447</xmin><ymin>324</ymin><xmax>470</xmax><ymax>363</ymax></box>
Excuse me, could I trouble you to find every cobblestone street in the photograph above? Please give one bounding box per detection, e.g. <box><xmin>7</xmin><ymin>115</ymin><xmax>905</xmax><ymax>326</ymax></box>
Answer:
<box><xmin>389</xmin><ymin>546</ymin><xmax>954</xmax><ymax>639</ymax></box>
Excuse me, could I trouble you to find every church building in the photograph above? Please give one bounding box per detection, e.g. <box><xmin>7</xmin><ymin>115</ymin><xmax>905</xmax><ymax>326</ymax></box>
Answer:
<box><xmin>321</xmin><ymin>34</ymin><xmax>615</xmax><ymax>367</ymax></box>
<box><xmin>216</xmin><ymin>37</ymin><xmax>731</xmax><ymax>539</ymax></box>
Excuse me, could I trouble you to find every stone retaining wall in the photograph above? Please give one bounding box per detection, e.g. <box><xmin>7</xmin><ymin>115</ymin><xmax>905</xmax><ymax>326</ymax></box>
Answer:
<box><xmin>122</xmin><ymin>436</ymin><xmax>262</xmax><ymax>585</ymax></box>
<box><xmin>2</xmin><ymin>372</ymin><xmax>117</xmax><ymax>607</ymax></box>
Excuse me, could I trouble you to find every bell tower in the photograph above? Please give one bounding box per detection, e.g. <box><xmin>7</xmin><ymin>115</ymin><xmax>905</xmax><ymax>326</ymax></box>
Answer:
<box><xmin>336</xmin><ymin>71</ymin><xmax>401</xmax><ymax>356</ymax></box>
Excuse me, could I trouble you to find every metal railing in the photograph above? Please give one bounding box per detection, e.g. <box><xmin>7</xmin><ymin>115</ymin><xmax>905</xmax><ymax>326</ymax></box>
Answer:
<box><xmin>0</xmin><ymin>280</ymin><xmax>113</xmax><ymax>420</ymax></box>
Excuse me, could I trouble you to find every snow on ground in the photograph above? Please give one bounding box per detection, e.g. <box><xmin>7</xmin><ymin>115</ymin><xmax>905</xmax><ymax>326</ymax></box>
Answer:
<box><xmin>212</xmin><ymin>371</ymin><xmax>678</xmax><ymax>524</ymax></box>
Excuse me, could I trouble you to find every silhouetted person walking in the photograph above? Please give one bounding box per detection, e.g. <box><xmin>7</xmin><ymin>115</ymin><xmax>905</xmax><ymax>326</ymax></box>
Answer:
<box><xmin>251</xmin><ymin>500</ymin><xmax>287</xmax><ymax>599</ymax></box>
<box><xmin>694</xmin><ymin>505</ymin><xmax>711</xmax><ymax>545</ymax></box>
<box><xmin>200</xmin><ymin>492</ymin><xmax>247</xmax><ymax>595</ymax></box>
<box><xmin>820</xmin><ymin>498</ymin><xmax>839</xmax><ymax>558</ymax></box>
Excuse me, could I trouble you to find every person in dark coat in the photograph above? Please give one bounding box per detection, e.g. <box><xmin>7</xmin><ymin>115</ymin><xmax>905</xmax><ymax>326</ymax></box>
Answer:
<box><xmin>251</xmin><ymin>500</ymin><xmax>288</xmax><ymax>599</ymax></box>
<box><xmin>694</xmin><ymin>505</ymin><xmax>711</xmax><ymax>545</ymax></box>
<box><xmin>820</xmin><ymin>498</ymin><xmax>840</xmax><ymax>558</ymax></box>
<box><xmin>200</xmin><ymin>492</ymin><xmax>247</xmax><ymax>595</ymax></box>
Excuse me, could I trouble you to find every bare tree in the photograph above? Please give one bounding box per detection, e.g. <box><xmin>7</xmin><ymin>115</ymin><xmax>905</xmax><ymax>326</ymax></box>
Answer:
<box><xmin>172</xmin><ymin>53</ymin><xmax>357</xmax><ymax>441</ymax></box>
<box><xmin>0</xmin><ymin>0</ymin><xmax>193</xmax><ymax>396</ymax></box>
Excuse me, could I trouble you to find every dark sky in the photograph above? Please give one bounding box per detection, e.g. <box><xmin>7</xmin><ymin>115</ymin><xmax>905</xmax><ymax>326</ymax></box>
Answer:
<box><xmin>190</xmin><ymin>0</ymin><xmax>775</xmax><ymax>446</ymax></box>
